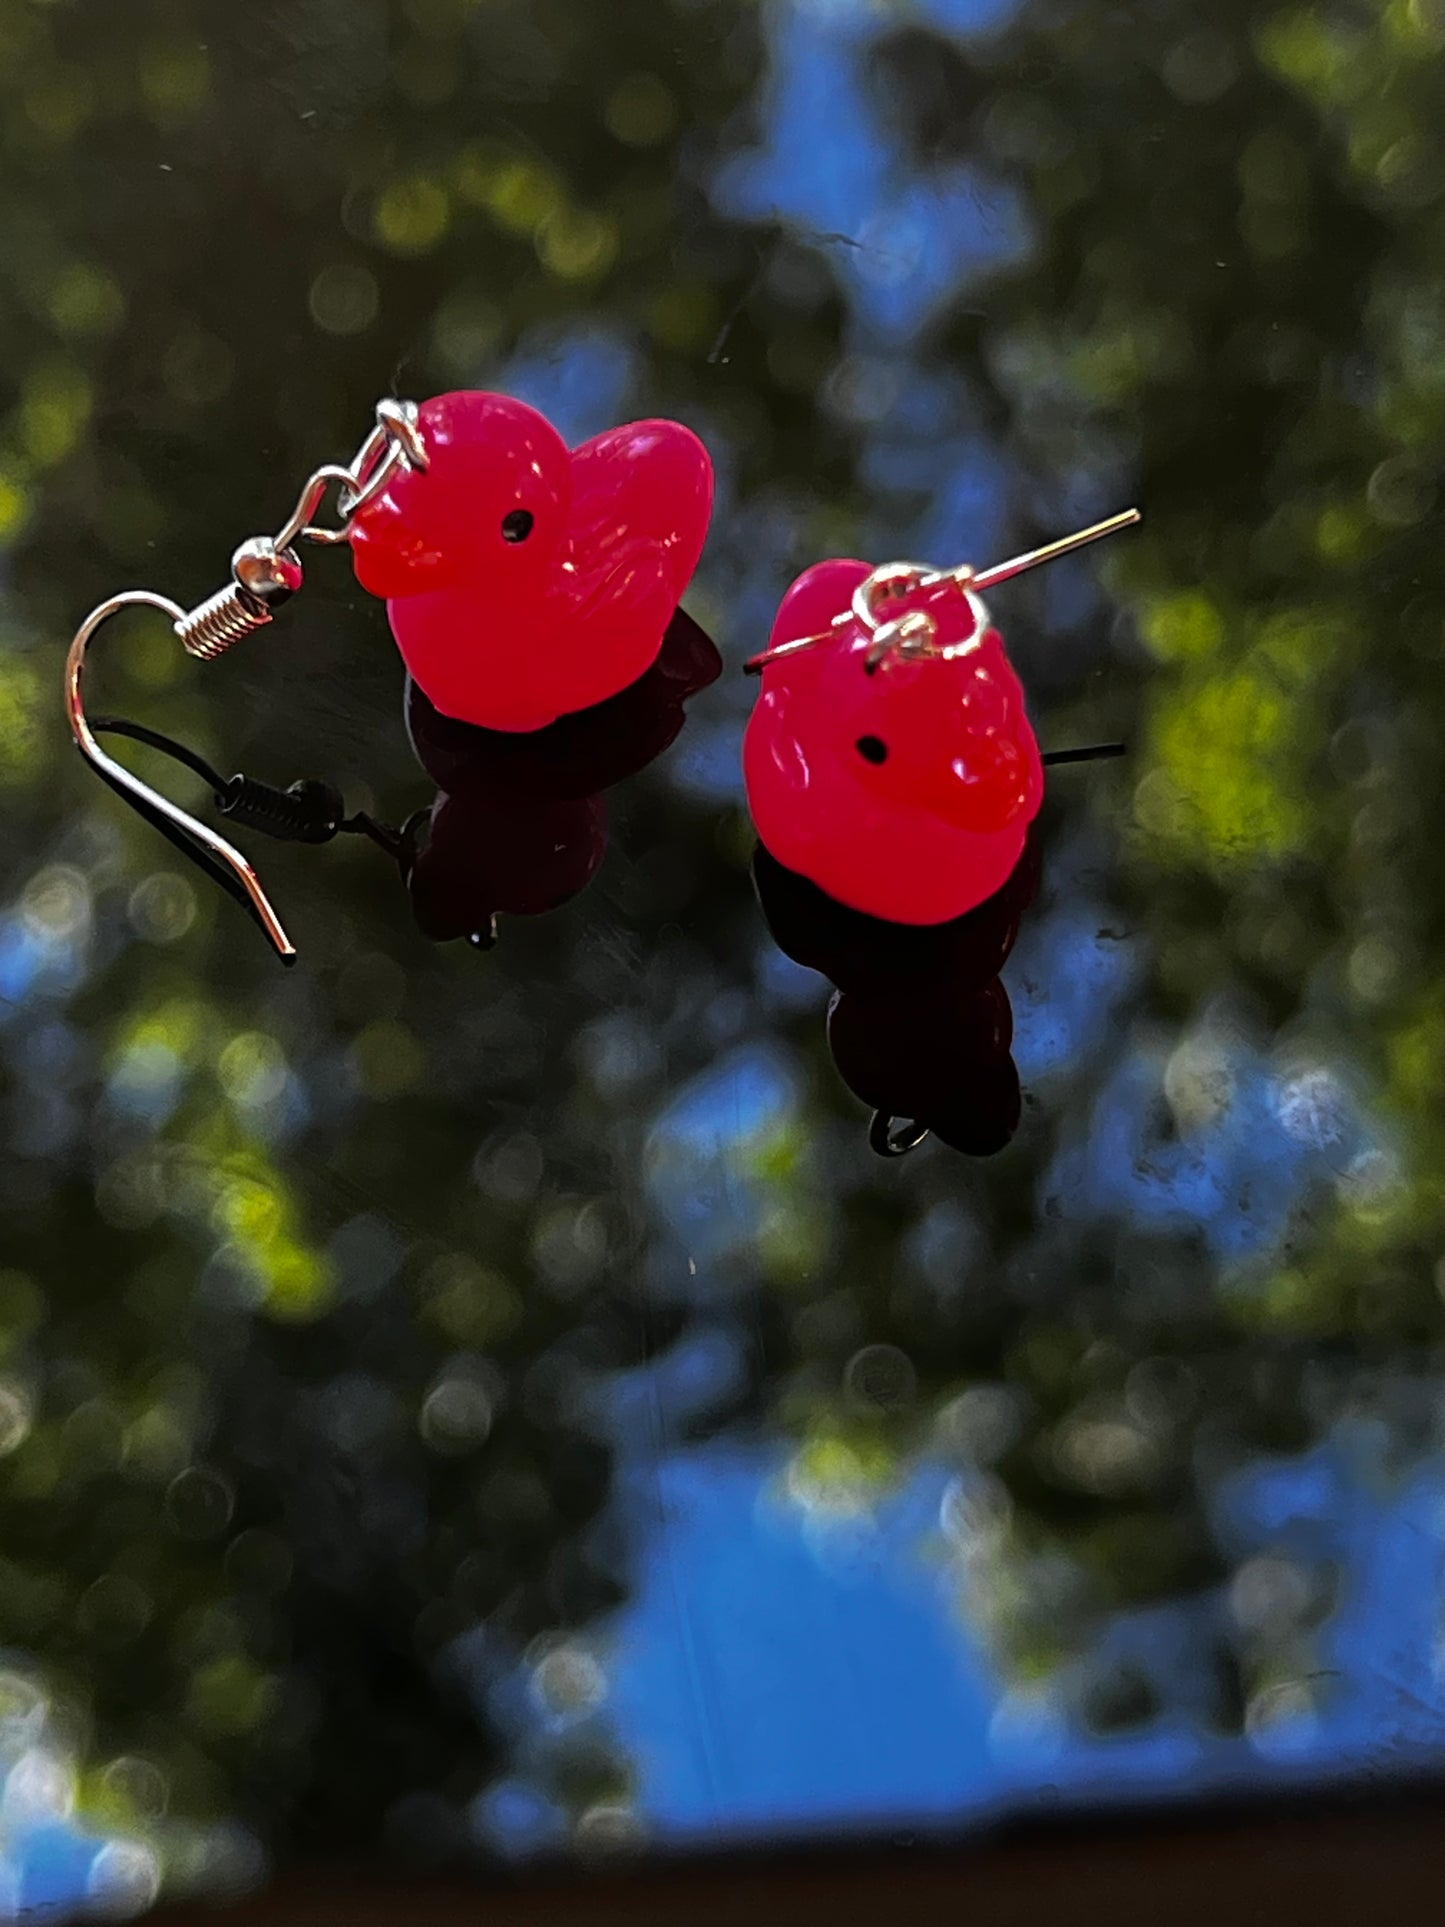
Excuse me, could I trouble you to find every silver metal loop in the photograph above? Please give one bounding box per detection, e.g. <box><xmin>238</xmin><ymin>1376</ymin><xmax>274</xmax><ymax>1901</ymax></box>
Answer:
<box><xmin>273</xmin><ymin>463</ymin><xmax>357</xmax><ymax>553</ymax></box>
<box><xmin>934</xmin><ymin>608</ymin><xmax>990</xmax><ymax>661</ymax></box>
<box><xmin>859</xmin><ymin>581</ymin><xmax>990</xmax><ymax>674</ymax></box>
<box><xmin>65</xmin><ymin>590</ymin><xmax>295</xmax><ymax>961</ymax></box>
<box><xmin>746</xmin><ymin>560</ymin><xmax>984</xmax><ymax>676</ymax></box>
<box><xmin>869</xmin><ymin>1112</ymin><xmax>930</xmax><ymax>1158</ymax></box>
<box><xmin>850</xmin><ymin>560</ymin><xmax>931</xmax><ymax>633</ymax></box>
<box><xmin>335</xmin><ymin>434</ymin><xmax>406</xmax><ymax>526</ymax></box>
<box><xmin>270</xmin><ymin>400</ymin><xmax>428</xmax><ymax>550</ymax></box>
<box><xmin>376</xmin><ymin>396</ymin><xmax>428</xmax><ymax>470</ymax></box>
<box><xmin>863</xmin><ymin>608</ymin><xmax>937</xmax><ymax>674</ymax></box>
<box><xmin>336</xmin><ymin>398</ymin><xmax>428</xmax><ymax>523</ymax></box>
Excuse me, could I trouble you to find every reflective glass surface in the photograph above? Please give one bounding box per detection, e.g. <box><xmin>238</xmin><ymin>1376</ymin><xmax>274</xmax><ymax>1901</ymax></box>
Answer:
<box><xmin>0</xmin><ymin>0</ymin><xmax>1442</xmax><ymax>1914</ymax></box>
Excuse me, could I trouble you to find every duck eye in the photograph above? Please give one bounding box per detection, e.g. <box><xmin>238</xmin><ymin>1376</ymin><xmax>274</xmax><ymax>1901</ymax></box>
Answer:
<box><xmin>856</xmin><ymin>735</ymin><xmax>889</xmax><ymax>765</ymax></box>
<box><xmin>501</xmin><ymin>509</ymin><xmax>535</xmax><ymax>543</ymax></box>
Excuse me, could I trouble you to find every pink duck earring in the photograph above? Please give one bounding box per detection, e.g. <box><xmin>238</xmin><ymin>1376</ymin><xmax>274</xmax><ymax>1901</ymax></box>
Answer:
<box><xmin>65</xmin><ymin>392</ymin><xmax>714</xmax><ymax>959</ymax></box>
<box><xmin>349</xmin><ymin>391</ymin><xmax>713</xmax><ymax>732</ymax></box>
<box><xmin>742</xmin><ymin>509</ymin><xmax>1138</xmax><ymax>1159</ymax></box>
<box><xmin>742</xmin><ymin>509</ymin><xmax>1139</xmax><ymax>926</ymax></box>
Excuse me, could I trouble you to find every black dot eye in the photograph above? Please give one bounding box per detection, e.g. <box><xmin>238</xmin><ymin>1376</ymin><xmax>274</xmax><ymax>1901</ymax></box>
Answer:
<box><xmin>501</xmin><ymin>509</ymin><xmax>535</xmax><ymax>543</ymax></box>
<box><xmin>856</xmin><ymin>735</ymin><xmax>889</xmax><ymax>764</ymax></box>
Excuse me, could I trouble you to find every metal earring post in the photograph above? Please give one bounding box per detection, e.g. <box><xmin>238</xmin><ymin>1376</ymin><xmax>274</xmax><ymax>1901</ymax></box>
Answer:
<box><xmin>957</xmin><ymin>508</ymin><xmax>1141</xmax><ymax>596</ymax></box>
<box><xmin>744</xmin><ymin>507</ymin><xmax>1142</xmax><ymax>675</ymax></box>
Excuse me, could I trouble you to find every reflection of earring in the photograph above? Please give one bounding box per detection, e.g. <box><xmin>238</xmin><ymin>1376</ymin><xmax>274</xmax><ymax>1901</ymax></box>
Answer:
<box><xmin>66</xmin><ymin>391</ymin><xmax>714</xmax><ymax>962</ymax></box>
<box><xmin>742</xmin><ymin>510</ymin><xmax>1138</xmax><ymax>926</ymax></box>
<box><xmin>401</xmin><ymin>608</ymin><xmax>721</xmax><ymax>948</ymax></box>
<box><xmin>754</xmin><ymin>833</ymin><xmax>1040</xmax><ymax>1159</ymax></box>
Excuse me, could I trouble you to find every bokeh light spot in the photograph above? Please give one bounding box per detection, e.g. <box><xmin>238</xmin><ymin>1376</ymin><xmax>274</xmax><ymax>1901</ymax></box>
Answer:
<box><xmin>86</xmin><ymin>1838</ymin><xmax>162</xmax><ymax>1919</ymax></box>
<box><xmin>480</xmin><ymin>158</ymin><xmax>565</xmax><ymax>238</ymax></box>
<box><xmin>187</xmin><ymin>1658</ymin><xmax>278</xmax><ymax>1738</ymax></box>
<box><xmin>351</xmin><ymin>1021</ymin><xmax>423</xmax><ymax>1098</ymax></box>
<box><xmin>165</xmin><ymin>1467</ymin><xmax>236</xmax><ymax>1543</ymax></box>
<box><xmin>537</xmin><ymin>209</ymin><xmax>618</xmax><ymax>280</ymax></box>
<box><xmin>308</xmin><ymin>263</ymin><xmax>380</xmax><ymax>336</ymax></box>
<box><xmin>20</xmin><ymin>360</ymin><xmax>92</xmax><ymax>467</ymax></box>
<box><xmin>139</xmin><ymin>43</ymin><xmax>210</xmax><ymax>127</ymax></box>
<box><xmin>0</xmin><ymin>1381</ymin><xmax>35</xmax><ymax>1458</ymax></box>
<box><xmin>843</xmin><ymin>1344</ymin><xmax>918</xmax><ymax>1413</ymax></box>
<box><xmin>605</xmin><ymin>74</ymin><xmax>678</xmax><ymax>146</ymax></box>
<box><xmin>22</xmin><ymin>866</ymin><xmax>91</xmax><ymax>944</ymax></box>
<box><xmin>99</xmin><ymin>1755</ymin><xmax>169</xmax><ymax>1824</ymax></box>
<box><xmin>48</xmin><ymin>262</ymin><xmax>125</xmax><ymax>338</ymax></box>
<box><xmin>373</xmin><ymin>176</ymin><xmax>451</xmax><ymax>254</ymax></box>
<box><xmin>420</xmin><ymin>1255</ymin><xmax>522</xmax><ymax>1347</ymax></box>
<box><xmin>0</xmin><ymin>656</ymin><xmax>44</xmax><ymax>778</ymax></box>
<box><xmin>128</xmin><ymin>872</ymin><xmax>197</xmax><ymax>946</ymax></box>
<box><xmin>419</xmin><ymin>1371</ymin><xmax>494</xmax><ymax>1454</ymax></box>
<box><xmin>217</xmin><ymin>1033</ymin><xmax>289</xmax><ymax>1110</ymax></box>
<box><xmin>160</xmin><ymin>329</ymin><xmax>235</xmax><ymax>408</ymax></box>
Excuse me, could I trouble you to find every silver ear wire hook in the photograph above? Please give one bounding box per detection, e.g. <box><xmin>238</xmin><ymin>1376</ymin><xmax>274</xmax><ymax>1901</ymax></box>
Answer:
<box><xmin>65</xmin><ymin>590</ymin><xmax>298</xmax><ymax>961</ymax></box>
<box><xmin>62</xmin><ymin>396</ymin><xmax>429</xmax><ymax>963</ymax></box>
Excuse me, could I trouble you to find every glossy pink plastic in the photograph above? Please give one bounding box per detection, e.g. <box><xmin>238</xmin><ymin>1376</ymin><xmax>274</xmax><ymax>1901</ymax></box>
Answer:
<box><xmin>743</xmin><ymin>560</ymin><xmax>1044</xmax><ymax>925</ymax></box>
<box><xmin>350</xmin><ymin>391</ymin><xmax>714</xmax><ymax>733</ymax></box>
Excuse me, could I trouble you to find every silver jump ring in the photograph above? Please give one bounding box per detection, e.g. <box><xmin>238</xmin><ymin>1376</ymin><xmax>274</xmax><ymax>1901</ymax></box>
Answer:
<box><xmin>376</xmin><ymin>397</ymin><xmax>428</xmax><ymax>469</ymax></box>
<box><xmin>856</xmin><ymin>566</ymin><xmax>992</xmax><ymax>672</ymax></box>
<box><xmin>869</xmin><ymin>1112</ymin><xmax>931</xmax><ymax>1158</ymax></box>
<box><xmin>272</xmin><ymin>400</ymin><xmax>429</xmax><ymax>550</ymax></box>
<box><xmin>336</xmin><ymin>434</ymin><xmax>406</xmax><ymax>524</ymax></box>
<box><xmin>337</xmin><ymin>399</ymin><xmax>428</xmax><ymax>521</ymax></box>
<box><xmin>851</xmin><ymin>561</ymin><xmax>930</xmax><ymax>633</ymax></box>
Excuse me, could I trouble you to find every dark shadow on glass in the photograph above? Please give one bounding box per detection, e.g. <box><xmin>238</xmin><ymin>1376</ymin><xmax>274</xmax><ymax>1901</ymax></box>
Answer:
<box><xmin>92</xmin><ymin>606</ymin><xmax>720</xmax><ymax>955</ymax></box>
<box><xmin>752</xmin><ymin>832</ymin><xmax>1040</xmax><ymax>1157</ymax></box>
<box><xmin>399</xmin><ymin>607</ymin><xmax>721</xmax><ymax>944</ymax></box>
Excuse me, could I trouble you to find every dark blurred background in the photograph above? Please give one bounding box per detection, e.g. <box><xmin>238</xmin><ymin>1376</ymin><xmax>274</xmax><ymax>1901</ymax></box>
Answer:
<box><xmin>0</xmin><ymin>0</ymin><xmax>1442</xmax><ymax>1916</ymax></box>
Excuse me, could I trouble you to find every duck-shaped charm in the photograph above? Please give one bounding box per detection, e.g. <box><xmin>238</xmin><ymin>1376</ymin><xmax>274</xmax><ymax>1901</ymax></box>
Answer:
<box><xmin>350</xmin><ymin>390</ymin><xmax>714</xmax><ymax>733</ymax></box>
